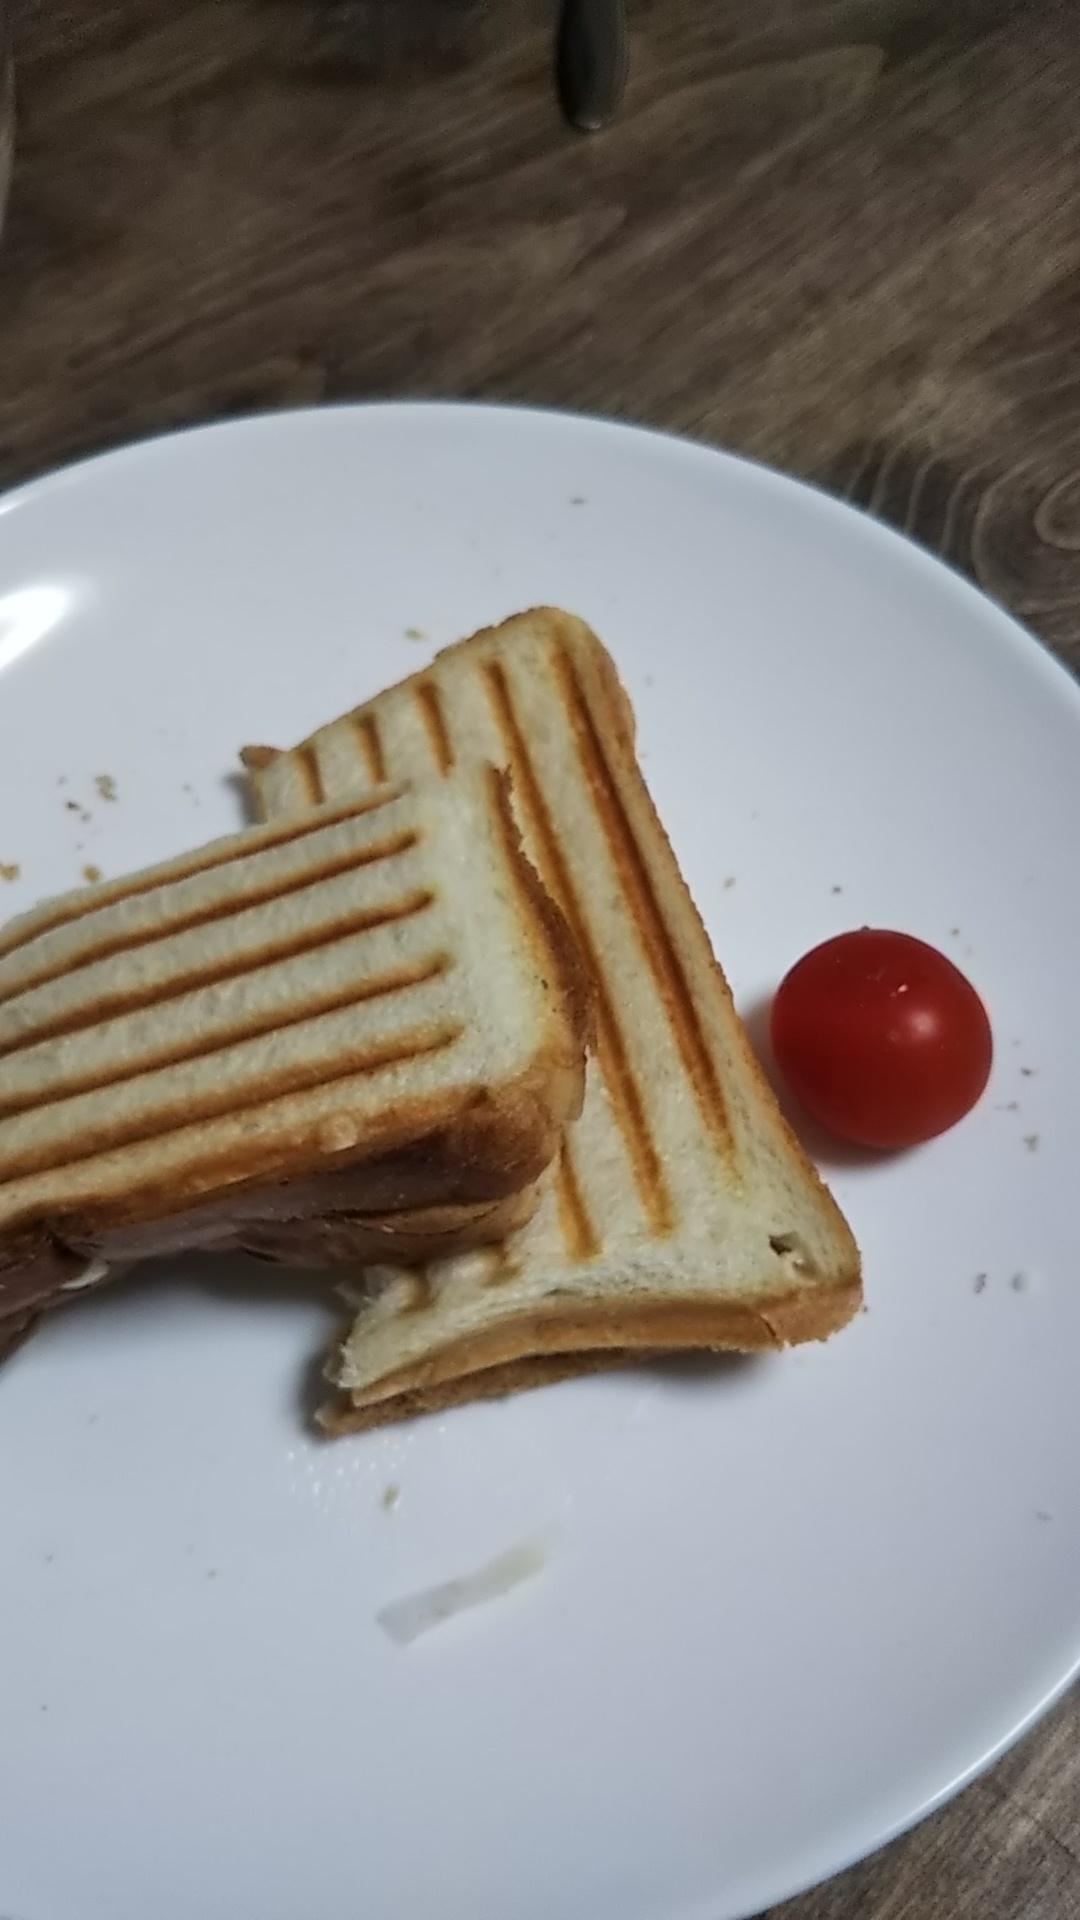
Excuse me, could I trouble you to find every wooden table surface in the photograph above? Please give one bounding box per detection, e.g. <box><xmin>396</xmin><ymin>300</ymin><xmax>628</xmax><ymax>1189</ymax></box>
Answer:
<box><xmin>3</xmin><ymin>0</ymin><xmax>1080</xmax><ymax>1913</ymax></box>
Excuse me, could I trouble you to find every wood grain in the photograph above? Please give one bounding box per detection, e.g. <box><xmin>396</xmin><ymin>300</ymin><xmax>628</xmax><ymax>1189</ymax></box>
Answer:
<box><xmin>3</xmin><ymin>1</ymin><xmax>1080</xmax><ymax>1912</ymax></box>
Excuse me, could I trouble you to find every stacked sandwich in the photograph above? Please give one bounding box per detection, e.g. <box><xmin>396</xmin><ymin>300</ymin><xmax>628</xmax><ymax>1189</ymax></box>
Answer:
<box><xmin>0</xmin><ymin>610</ymin><xmax>860</xmax><ymax>1425</ymax></box>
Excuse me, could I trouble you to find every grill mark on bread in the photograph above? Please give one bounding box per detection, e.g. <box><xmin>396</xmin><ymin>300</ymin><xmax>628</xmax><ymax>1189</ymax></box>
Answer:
<box><xmin>553</xmin><ymin>644</ymin><xmax>735</xmax><ymax>1165</ymax></box>
<box><xmin>479</xmin><ymin>1242</ymin><xmax>519</xmax><ymax>1286</ymax></box>
<box><xmin>412</xmin><ymin>678</ymin><xmax>454</xmax><ymax>773</ymax></box>
<box><xmin>351</xmin><ymin>713</ymin><xmax>387</xmax><ymax>786</ymax></box>
<box><xmin>0</xmin><ymin>891</ymin><xmax>434</xmax><ymax>1061</ymax></box>
<box><xmin>482</xmin><ymin>658</ymin><xmax>672</xmax><ymax>1236</ymax></box>
<box><xmin>400</xmin><ymin>1267</ymin><xmax>433</xmax><ymax>1311</ymax></box>
<box><xmin>1</xmin><ymin>833</ymin><xmax>421</xmax><ymax>1004</ymax></box>
<box><xmin>0</xmin><ymin>1025</ymin><xmax>463</xmax><ymax>1186</ymax></box>
<box><xmin>553</xmin><ymin>1140</ymin><xmax>599</xmax><ymax>1261</ymax></box>
<box><xmin>295</xmin><ymin>744</ymin><xmax>325</xmax><ymax>806</ymax></box>
<box><xmin>0</xmin><ymin>788</ymin><xmax>406</xmax><ymax>966</ymax></box>
<box><xmin>0</xmin><ymin>950</ymin><xmax>448</xmax><ymax>1115</ymax></box>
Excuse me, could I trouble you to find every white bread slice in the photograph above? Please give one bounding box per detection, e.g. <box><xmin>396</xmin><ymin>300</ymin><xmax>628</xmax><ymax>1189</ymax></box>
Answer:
<box><xmin>0</xmin><ymin>762</ymin><xmax>590</xmax><ymax>1271</ymax></box>
<box><xmin>244</xmin><ymin>609</ymin><xmax>862</xmax><ymax>1429</ymax></box>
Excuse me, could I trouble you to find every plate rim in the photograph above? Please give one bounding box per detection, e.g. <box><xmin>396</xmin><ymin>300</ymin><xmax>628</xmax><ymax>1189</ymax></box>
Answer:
<box><xmin>2</xmin><ymin>395</ymin><xmax>1079</xmax><ymax>731</ymax></box>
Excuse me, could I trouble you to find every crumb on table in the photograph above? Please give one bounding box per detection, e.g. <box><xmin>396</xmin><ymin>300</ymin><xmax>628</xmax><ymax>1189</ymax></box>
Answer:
<box><xmin>95</xmin><ymin>774</ymin><xmax>118</xmax><ymax>801</ymax></box>
<box><xmin>82</xmin><ymin>864</ymin><xmax>102</xmax><ymax>884</ymax></box>
<box><xmin>0</xmin><ymin>862</ymin><xmax>19</xmax><ymax>881</ymax></box>
<box><xmin>403</xmin><ymin>627</ymin><xmax>427</xmax><ymax>642</ymax></box>
<box><xmin>381</xmin><ymin>1483</ymin><xmax>401</xmax><ymax>1511</ymax></box>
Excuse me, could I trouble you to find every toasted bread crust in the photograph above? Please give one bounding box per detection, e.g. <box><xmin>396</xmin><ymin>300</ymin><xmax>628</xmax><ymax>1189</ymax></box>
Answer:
<box><xmin>319</xmin><ymin>1274</ymin><xmax>862</xmax><ymax>1431</ymax></box>
<box><xmin>323</xmin><ymin>1275</ymin><xmax>862</xmax><ymax>1423</ymax></box>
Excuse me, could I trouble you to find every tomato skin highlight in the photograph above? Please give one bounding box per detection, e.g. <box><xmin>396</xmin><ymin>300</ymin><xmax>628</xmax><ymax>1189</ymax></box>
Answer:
<box><xmin>770</xmin><ymin>929</ymin><xmax>993</xmax><ymax>1150</ymax></box>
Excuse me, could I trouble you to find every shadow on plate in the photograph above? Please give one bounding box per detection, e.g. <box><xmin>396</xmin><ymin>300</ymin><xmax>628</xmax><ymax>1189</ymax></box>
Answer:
<box><xmin>48</xmin><ymin>1248</ymin><xmax>342</xmax><ymax>1320</ymax></box>
<box><xmin>637</xmin><ymin>1350</ymin><xmax>762</xmax><ymax>1389</ymax></box>
<box><xmin>27</xmin><ymin>1251</ymin><xmax>342</xmax><ymax>1427</ymax></box>
<box><xmin>739</xmin><ymin>991</ymin><xmax>887</xmax><ymax>1175</ymax></box>
<box><xmin>24</xmin><ymin>1253</ymin><xmax>774</xmax><ymax>1434</ymax></box>
<box><xmin>222</xmin><ymin>768</ymin><xmax>262</xmax><ymax>828</ymax></box>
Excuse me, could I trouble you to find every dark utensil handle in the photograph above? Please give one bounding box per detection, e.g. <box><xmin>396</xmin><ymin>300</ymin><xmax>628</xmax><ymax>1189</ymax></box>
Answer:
<box><xmin>555</xmin><ymin>0</ymin><xmax>628</xmax><ymax>131</ymax></box>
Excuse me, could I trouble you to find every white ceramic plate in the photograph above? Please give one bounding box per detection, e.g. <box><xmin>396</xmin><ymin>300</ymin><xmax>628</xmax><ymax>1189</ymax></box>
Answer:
<box><xmin>1</xmin><ymin>404</ymin><xmax>1079</xmax><ymax>1920</ymax></box>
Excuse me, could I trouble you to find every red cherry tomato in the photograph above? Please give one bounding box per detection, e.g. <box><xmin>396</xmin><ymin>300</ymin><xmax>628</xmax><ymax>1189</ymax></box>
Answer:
<box><xmin>771</xmin><ymin>929</ymin><xmax>993</xmax><ymax>1150</ymax></box>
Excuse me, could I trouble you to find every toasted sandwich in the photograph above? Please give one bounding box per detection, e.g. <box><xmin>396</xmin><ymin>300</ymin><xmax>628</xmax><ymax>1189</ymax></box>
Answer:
<box><xmin>0</xmin><ymin>761</ymin><xmax>590</xmax><ymax>1343</ymax></box>
<box><xmin>243</xmin><ymin>608</ymin><xmax>862</xmax><ymax>1431</ymax></box>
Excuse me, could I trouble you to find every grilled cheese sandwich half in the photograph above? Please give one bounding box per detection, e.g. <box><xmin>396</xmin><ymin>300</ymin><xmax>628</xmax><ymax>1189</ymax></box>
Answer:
<box><xmin>245</xmin><ymin>608</ymin><xmax>862</xmax><ymax>1430</ymax></box>
<box><xmin>0</xmin><ymin>760</ymin><xmax>590</xmax><ymax>1338</ymax></box>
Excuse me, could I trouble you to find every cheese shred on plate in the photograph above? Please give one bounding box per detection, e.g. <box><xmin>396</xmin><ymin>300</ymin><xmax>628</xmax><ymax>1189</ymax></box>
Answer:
<box><xmin>376</xmin><ymin>1533</ymin><xmax>553</xmax><ymax>1646</ymax></box>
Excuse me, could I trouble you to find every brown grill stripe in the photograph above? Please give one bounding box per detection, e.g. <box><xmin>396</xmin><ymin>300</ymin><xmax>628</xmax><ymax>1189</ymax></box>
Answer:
<box><xmin>0</xmin><ymin>832</ymin><xmax>421</xmax><ymax>1007</ymax></box>
<box><xmin>351</xmin><ymin>713</ymin><xmax>387</xmax><ymax>787</ymax></box>
<box><xmin>481</xmin><ymin>1243</ymin><xmax>517</xmax><ymax>1286</ymax></box>
<box><xmin>295</xmin><ymin>744</ymin><xmax>325</xmax><ymax>806</ymax></box>
<box><xmin>0</xmin><ymin>787</ymin><xmax>406</xmax><ymax>966</ymax></box>
<box><xmin>0</xmin><ymin>929</ymin><xmax>441</xmax><ymax>1098</ymax></box>
<box><xmin>402</xmin><ymin>1266</ymin><xmax>434</xmax><ymax>1311</ymax></box>
<box><xmin>482</xmin><ymin>659</ymin><xmax>672</xmax><ymax>1236</ymax></box>
<box><xmin>553</xmin><ymin>1140</ymin><xmax>599</xmax><ymax>1261</ymax></box>
<box><xmin>554</xmin><ymin>647</ymin><xmax>735</xmax><ymax>1165</ymax></box>
<box><xmin>0</xmin><ymin>1025</ymin><xmax>462</xmax><ymax>1187</ymax></box>
<box><xmin>412</xmin><ymin>678</ymin><xmax>454</xmax><ymax>774</ymax></box>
